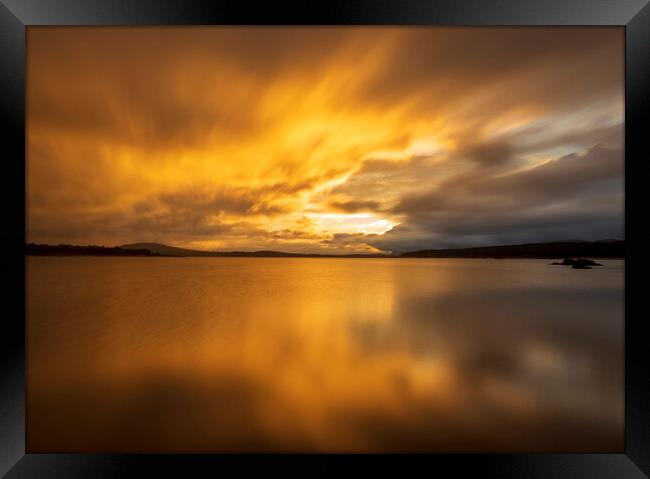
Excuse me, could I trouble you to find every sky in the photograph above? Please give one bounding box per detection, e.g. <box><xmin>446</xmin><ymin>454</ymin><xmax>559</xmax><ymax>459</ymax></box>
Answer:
<box><xmin>27</xmin><ymin>27</ymin><xmax>624</xmax><ymax>254</ymax></box>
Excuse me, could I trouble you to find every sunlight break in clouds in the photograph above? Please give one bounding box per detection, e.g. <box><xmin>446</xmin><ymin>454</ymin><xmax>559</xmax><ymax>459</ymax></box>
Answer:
<box><xmin>27</xmin><ymin>27</ymin><xmax>624</xmax><ymax>253</ymax></box>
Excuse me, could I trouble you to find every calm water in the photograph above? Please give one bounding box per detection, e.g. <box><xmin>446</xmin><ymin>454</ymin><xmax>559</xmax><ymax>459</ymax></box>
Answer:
<box><xmin>27</xmin><ymin>257</ymin><xmax>624</xmax><ymax>452</ymax></box>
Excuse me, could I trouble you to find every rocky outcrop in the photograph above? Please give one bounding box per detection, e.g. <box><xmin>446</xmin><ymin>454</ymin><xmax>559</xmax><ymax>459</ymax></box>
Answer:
<box><xmin>551</xmin><ymin>258</ymin><xmax>603</xmax><ymax>268</ymax></box>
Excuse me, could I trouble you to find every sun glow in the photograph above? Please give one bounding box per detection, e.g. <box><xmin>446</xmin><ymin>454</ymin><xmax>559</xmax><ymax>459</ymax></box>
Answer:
<box><xmin>306</xmin><ymin>213</ymin><xmax>396</xmax><ymax>235</ymax></box>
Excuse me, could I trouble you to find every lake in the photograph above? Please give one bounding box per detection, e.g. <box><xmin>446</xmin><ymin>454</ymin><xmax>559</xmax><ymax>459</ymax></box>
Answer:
<box><xmin>26</xmin><ymin>257</ymin><xmax>624</xmax><ymax>452</ymax></box>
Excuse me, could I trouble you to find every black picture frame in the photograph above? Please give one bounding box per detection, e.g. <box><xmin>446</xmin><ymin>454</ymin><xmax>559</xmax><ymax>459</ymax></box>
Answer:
<box><xmin>1</xmin><ymin>0</ymin><xmax>647</xmax><ymax>477</ymax></box>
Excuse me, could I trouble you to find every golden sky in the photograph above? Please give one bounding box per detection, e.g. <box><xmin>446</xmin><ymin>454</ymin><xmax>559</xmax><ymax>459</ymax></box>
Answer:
<box><xmin>27</xmin><ymin>27</ymin><xmax>624</xmax><ymax>253</ymax></box>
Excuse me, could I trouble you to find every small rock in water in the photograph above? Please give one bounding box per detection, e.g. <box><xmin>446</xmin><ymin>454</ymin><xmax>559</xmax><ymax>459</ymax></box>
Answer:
<box><xmin>574</xmin><ymin>258</ymin><xmax>602</xmax><ymax>267</ymax></box>
<box><xmin>551</xmin><ymin>258</ymin><xmax>602</xmax><ymax>267</ymax></box>
<box><xmin>572</xmin><ymin>264</ymin><xmax>592</xmax><ymax>269</ymax></box>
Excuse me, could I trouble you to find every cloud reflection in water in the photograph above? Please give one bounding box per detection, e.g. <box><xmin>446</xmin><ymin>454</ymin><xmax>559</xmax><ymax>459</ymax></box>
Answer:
<box><xmin>27</xmin><ymin>257</ymin><xmax>623</xmax><ymax>452</ymax></box>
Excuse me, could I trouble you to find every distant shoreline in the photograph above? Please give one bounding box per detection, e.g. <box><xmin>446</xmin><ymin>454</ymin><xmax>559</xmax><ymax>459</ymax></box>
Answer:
<box><xmin>25</xmin><ymin>240</ymin><xmax>625</xmax><ymax>260</ymax></box>
<box><xmin>26</xmin><ymin>255</ymin><xmax>625</xmax><ymax>260</ymax></box>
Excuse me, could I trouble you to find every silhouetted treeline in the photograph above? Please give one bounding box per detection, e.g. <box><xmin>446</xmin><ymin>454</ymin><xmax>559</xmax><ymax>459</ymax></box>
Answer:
<box><xmin>400</xmin><ymin>241</ymin><xmax>625</xmax><ymax>258</ymax></box>
<box><xmin>26</xmin><ymin>243</ymin><xmax>159</xmax><ymax>256</ymax></box>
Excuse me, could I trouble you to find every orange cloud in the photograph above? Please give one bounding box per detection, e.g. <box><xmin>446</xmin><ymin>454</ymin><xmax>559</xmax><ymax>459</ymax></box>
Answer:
<box><xmin>27</xmin><ymin>27</ymin><xmax>623</xmax><ymax>253</ymax></box>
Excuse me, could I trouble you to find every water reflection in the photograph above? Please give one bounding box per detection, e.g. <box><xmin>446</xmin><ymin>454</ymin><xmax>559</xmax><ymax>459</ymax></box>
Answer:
<box><xmin>27</xmin><ymin>257</ymin><xmax>623</xmax><ymax>452</ymax></box>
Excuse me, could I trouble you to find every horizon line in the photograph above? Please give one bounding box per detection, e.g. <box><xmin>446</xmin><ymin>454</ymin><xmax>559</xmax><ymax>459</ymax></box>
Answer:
<box><xmin>25</xmin><ymin>238</ymin><xmax>626</xmax><ymax>257</ymax></box>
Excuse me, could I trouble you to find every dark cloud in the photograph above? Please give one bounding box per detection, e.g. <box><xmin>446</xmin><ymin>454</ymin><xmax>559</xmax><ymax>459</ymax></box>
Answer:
<box><xmin>328</xmin><ymin>199</ymin><xmax>382</xmax><ymax>213</ymax></box>
<box><xmin>460</xmin><ymin>138</ymin><xmax>516</xmax><ymax>166</ymax></box>
<box><xmin>371</xmin><ymin>144</ymin><xmax>623</xmax><ymax>252</ymax></box>
<box><xmin>155</xmin><ymin>187</ymin><xmax>287</xmax><ymax>217</ymax></box>
<box><xmin>28</xmin><ymin>207</ymin><xmax>236</xmax><ymax>246</ymax></box>
<box><xmin>396</xmin><ymin>144</ymin><xmax>622</xmax><ymax>214</ymax></box>
<box><xmin>360</xmin><ymin>27</ymin><xmax>623</xmax><ymax>122</ymax></box>
<box><xmin>28</xmin><ymin>185</ymin><xmax>292</xmax><ymax>246</ymax></box>
<box><xmin>473</xmin><ymin>144</ymin><xmax>622</xmax><ymax>201</ymax></box>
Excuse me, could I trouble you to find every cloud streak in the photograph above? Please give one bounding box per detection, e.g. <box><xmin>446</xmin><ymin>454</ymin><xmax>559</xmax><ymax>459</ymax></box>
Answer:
<box><xmin>27</xmin><ymin>27</ymin><xmax>624</xmax><ymax>253</ymax></box>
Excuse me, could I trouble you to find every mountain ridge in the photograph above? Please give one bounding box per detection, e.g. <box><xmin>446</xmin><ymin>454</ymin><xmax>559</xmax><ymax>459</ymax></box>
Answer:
<box><xmin>24</xmin><ymin>240</ymin><xmax>624</xmax><ymax>259</ymax></box>
<box><xmin>118</xmin><ymin>242</ymin><xmax>391</xmax><ymax>258</ymax></box>
<box><xmin>399</xmin><ymin>240</ymin><xmax>624</xmax><ymax>258</ymax></box>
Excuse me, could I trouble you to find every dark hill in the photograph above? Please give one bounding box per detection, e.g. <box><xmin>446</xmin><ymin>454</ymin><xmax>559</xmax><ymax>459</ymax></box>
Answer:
<box><xmin>121</xmin><ymin>243</ymin><xmax>218</xmax><ymax>257</ymax></box>
<box><xmin>121</xmin><ymin>243</ymin><xmax>389</xmax><ymax>258</ymax></box>
<box><xmin>399</xmin><ymin>241</ymin><xmax>624</xmax><ymax>259</ymax></box>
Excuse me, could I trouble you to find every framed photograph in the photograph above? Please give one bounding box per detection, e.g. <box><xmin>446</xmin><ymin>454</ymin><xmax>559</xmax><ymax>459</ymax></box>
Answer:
<box><xmin>1</xmin><ymin>0</ymin><xmax>648</xmax><ymax>477</ymax></box>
